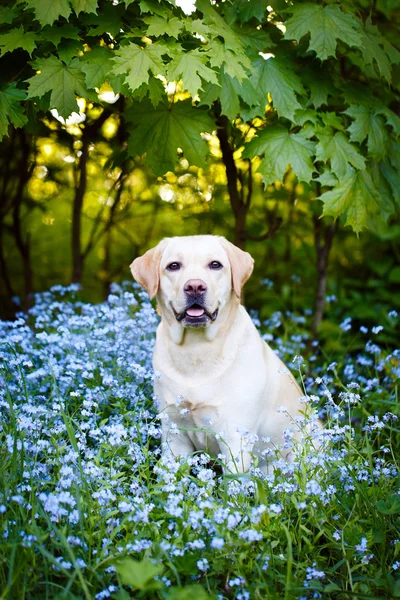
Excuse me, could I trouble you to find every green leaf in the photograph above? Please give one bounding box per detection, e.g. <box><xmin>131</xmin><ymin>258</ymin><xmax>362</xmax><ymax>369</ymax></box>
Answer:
<box><xmin>40</xmin><ymin>24</ymin><xmax>80</xmax><ymax>47</ymax></box>
<box><xmin>57</xmin><ymin>39</ymin><xmax>82</xmax><ymax>63</ymax></box>
<box><xmin>316</xmin><ymin>169</ymin><xmax>338</xmax><ymax>187</ymax></box>
<box><xmin>112</xmin><ymin>43</ymin><xmax>168</xmax><ymax>93</ymax></box>
<box><xmin>81</xmin><ymin>47</ymin><xmax>114</xmax><ymax>89</ymax></box>
<box><xmin>250</xmin><ymin>56</ymin><xmax>304</xmax><ymax>121</ymax></box>
<box><xmin>126</xmin><ymin>99</ymin><xmax>214</xmax><ymax>174</ymax></box>
<box><xmin>116</xmin><ymin>558</ymin><xmax>163</xmax><ymax>591</ymax></box>
<box><xmin>167</xmin><ymin>49</ymin><xmax>218</xmax><ymax>97</ymax></box>
<box><xmin>197</xmin><ymin>0</ymin><xmax>245</xmax><ymax>53</ymax></box>
<box><xmin>85</xmin><ymin>4</ymin><xmax>124</xmax><ymax>37</ymax></box>
<box><xmin>388</xmin><ymin>266</ymin><xmax>400</xmax><ymax>284</ymax></box>
<box><xmin>144</xmin><ymin>14</ymin><xmax>184</xmax><ymax>39</ymax></box>
<box><xmin>139</xmin><ymin>0</ymin><xmax>167</xmax><ymax>17</ymax></box>
<box><xmin>321</xmin><ymin>112</ymin><xmax>345</xmax><ymax>131</ymax></box>
<box><xmin>147</xmin><ymin>77</ymin><xmax>166</xmax><ymax>107</ymax></box>
<box><xmin>378</xmin><ymin>107</ymin><xmax>400</xmax><ymax>137</ymax></box>
<box><xmin>230</xmin><ymin>77</ymin><xmax>261</xmax><ymax>109</ymax></box>
<box><xmin>198</xmin><ymin>82</ymin><xmax>219</xmax><ymax>107</ymax></box>
<box><xmin>0</xmin><ymin>6</ymin><xmax>18</xmax><ymax>24</ymax></box>
<box><xmin>344</xmin><ymin>105</ymin><xmax>388</xmax><ymax>160</ymax></box>
<box><xmin>376</xmin><ymin>0</ymin><xmax>400</xmax><ymax>17</ymax></box>
<box><xmin>236</xmin><ymin>0</ymin><xmax>267</xmax><ymax>23</ymax></box>
<box><xmin>360</xmin><ymin>17</ymin><xmax>400</xmax><ymax>83</ymax></box>
<box><xmin>24</xmin><ymin>0</ymin><xmax>71</xmax><ymax>26</ymax></box>
<box><xmin>0</xmin><ymin>83</ymin><xmax>28</xmax><ymax>140</ymax></box>
<box><xmin>208</xmin><ymin>40</ymin><xmax>251</xmax><ymax>82</ymax></box>
<box><xmin>243</xmin><ymin>125</ymin><xmax>315</xmax><ymax>185</ymax></box>
<box><xmin>284</xmin><ymin>4</ymin><xmax>363</xmax><ymax>61</ymax></box>
<box><xmin>232</xmin><ymin>24</ymin><xmax>273</xmax><ymax>53</ymax></box>
<box><xmin>304</xmin><ymin>71</ymin><xmax>335</xmax><ymax>109</ymax></box>
<box><xmin>134</xmin><ymin>77</ymin><xmax>166</xmax><ymax>107</ymax></box>
<box><xmin>319</xmin><ymin>168</ymin><xmax>380</xmax><ymax>233</ymax></box>
<box><xmin>167</xmin><ymin>585</ymin><xmax>211</xmax><ymax>600</ymax></box>
<box><xmin>316</xmin><ymin>130</ymin><xmax>366</xmax><ymax>179</ymax></box>
<box><xmin>70</xmin><ymin>0</ymin><xmax>98</xmax><ymax>15</ymax></box>
<box><xmin>0</xmin><ymin>26</ymin><xmax>37</xmax><ymax>56</ymax></box>
<box><xmin>294</xmin><ymin>109</ymin><xmax>319</xmax><ymax>126</ymax></box>
<box><xmin>380</xmin><ymin>161</ymin><xmax>400</xmax><ymax>205</ymax></box>
<box><xmin>376</xmin><ymin>494</ymin><xmax>400</xmax><ymax>515</ymax></box>
<box><xmin>26</xmin><ymin>55</ymin><xmax>87</xmax><ymax>118</ymax></box>
<box><xmin>220</xmin><ymin>70</ymin><xmax>240</xmax><ymax>120</ymax></box>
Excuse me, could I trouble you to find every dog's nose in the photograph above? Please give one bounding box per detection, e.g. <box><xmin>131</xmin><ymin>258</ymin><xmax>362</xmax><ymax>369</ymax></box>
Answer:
<box><xmin>184</xmin><ymin>279</ymin><xmax>207</xmax><ymax>296</ymax></box>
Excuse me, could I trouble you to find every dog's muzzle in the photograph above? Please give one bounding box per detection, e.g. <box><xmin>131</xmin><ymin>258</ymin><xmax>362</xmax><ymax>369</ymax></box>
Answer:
<box><xmin>171</xmin><ymin>301</ymin><xmax>218</xmax><ymax>325</ymax></box>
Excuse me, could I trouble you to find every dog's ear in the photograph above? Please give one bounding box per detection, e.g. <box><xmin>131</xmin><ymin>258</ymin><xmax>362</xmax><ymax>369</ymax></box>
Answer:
<box><xmin>220</xmin><ymin>238</ymin><xmax>254</xmax><ymax>297</ymax></box>
<box><xmin>130</xmin><ymin>241</ymin><xmax>165</xmax><ymax>300</ymax></box>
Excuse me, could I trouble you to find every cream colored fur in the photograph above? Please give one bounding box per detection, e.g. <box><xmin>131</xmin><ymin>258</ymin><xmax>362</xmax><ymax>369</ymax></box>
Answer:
<box><xmin>131</xmin><ymin>235</ymin><xmax>309</xmax><ymax>473</ymax></box>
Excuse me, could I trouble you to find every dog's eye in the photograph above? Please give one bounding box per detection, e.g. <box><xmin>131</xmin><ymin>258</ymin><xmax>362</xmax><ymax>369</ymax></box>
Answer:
<box><xmin>209</xmin><ymin>261</ymin><xmax>223</xmax><ymax>270</ymax></box>
<box><xmin>167</xmin><ymin>262</ymin><xmax>181</xmax><ymax>271</ymax></box>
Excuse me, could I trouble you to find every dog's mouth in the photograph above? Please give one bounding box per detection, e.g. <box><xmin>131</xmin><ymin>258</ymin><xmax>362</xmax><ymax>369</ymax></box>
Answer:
<box><xmin>172</xmin><ymin>303</ymin><xmax>219</xmax><ymax>325</ymax></box>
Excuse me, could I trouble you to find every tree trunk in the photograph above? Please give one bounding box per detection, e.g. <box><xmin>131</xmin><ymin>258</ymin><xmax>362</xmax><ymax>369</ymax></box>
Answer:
<box><xmin>216</xmin><ymin>115</ymin><xmax>248</xmax><ymax>250</ymax></box>
<box><xmin>102</xmin><ymin>170</ymin><xmax>126</xmax><ymax>295</ymax></box>
<box><xmin>71</xmin><ymin>108</ymin><xmax>113</xmax><ymax>283</ymax></box>
<box><xmin>71</xmin><ymin>136</ymin><xmax>89</xmax><ymax>283</ymax></box>
<box><xmin>0</xmin><ymin>229</ymin><xmax>15</xmax><ymax>298</ymax></box>
<box><xmin>312</xmin><ymin>216</ymin><xmax>337</xmax><ymax>337</ymax></box>
<box><xmin>12</xmin><ymin>131</ymin><xmax>34</xmax><ymax>309</ymax></box>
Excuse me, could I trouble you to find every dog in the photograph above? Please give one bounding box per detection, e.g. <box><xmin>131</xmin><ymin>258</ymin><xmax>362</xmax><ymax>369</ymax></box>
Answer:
<box><xmin>131</xmin><ymin>235</ymin><xmax>315</xmax><ymax>473</ymax></box>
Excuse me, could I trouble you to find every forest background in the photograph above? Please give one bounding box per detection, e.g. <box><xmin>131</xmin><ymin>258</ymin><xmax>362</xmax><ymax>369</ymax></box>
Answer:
<box><xmin>1</xmin><ymin>0</ymin><xmax>400</xmax><ymax>345</ymax></box>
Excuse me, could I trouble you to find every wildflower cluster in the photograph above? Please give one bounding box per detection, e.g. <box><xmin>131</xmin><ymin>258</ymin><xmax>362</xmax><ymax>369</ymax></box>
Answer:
<box><xmin>0</xmin><ymin>284</ymin><xmax>399</xmax><ymax>599</ymax></box>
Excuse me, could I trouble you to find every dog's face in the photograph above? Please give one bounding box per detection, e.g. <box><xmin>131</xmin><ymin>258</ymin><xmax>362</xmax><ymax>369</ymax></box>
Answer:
<box><xmin>130</xmin><ymin>235</ymin><xmax>254</xmax><ymax>328</ymax></box>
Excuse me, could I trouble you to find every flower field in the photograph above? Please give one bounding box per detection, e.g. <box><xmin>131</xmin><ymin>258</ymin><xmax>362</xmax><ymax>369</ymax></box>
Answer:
<box><xmin>0</xmin><ymin>284</ymin><xmax>399</xmax><ymax>600</ymax></box>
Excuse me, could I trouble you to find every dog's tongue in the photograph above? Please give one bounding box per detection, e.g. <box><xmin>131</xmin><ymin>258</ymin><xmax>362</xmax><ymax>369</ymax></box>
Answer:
<box><xmin>186</xmin><ymin>307</ymin><xmax>205</xmax><ymax>317</ymax></box>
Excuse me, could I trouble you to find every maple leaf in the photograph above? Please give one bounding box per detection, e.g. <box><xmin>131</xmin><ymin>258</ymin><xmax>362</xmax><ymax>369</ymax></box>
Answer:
<box><xmin>167</xmin><ymin>49</ymin><xmax>218</xmax><ymax>97</ymax></box>
<box><xmin>126</xmin><ymin>99</ymin><xmax>214</xmax><ymax>175</ymax></box>
<box><xmin>144</xmin><ymin>14</ymin><xmax>184</xmax><ymax>39</ymax></box>
<box><xmin>198</xmin><ymin>82</ymin><xmax>219</xmax><ymax>107</ymax></box>
<box><xmin>284</xmin><ymin>4</ymin><xmax>363</xmax><ymax>61</ymax></box>
<box><xmin>40</xmin><ymin>24</ymin><xmax>80</xmax><ymax>47</ymax></box>
<box><xmin>111</xmin><ymin>43</ymin><xmax>168</xmax><ymax>93</ymax></box>
<box><xmin>235</xmin><ymin>0</ymin><xmax>267</xmax><ymax>23</ymax></box>
<box><xmin>243</xmin><ymin>125</ymin><xmax>315</xmax><ymax>185</ymax></box>
<box><xmin>133</xmin><ymin>78</ymin><xmax>166</xmax><ymax>107</ymax></box>
<box><xmin>70</xmin><ymin>0</ymin><xmax>98</xmax><ymax>15</ymax></box>
<box><xmin>302</xmin><ymin>68</ymin><xmax>335</xmax><ymax>109</ymax></box>
<box><xmin>26</xmin><ymin>55</ymin><xmax>87</xmax><ymax>118</ymax></box>
<box><xmin>316</xmin><ymin>129</ymin><xmax>366</xmax><ymax>180</ymax></box>
<box><xmin>208</xmin><ymin>40</ymin><xmax>251</xmax><ymax>82</ymax></box>
<box><xmin>0</xmin><ymin>83</ymin><xmax>27</xmax><ymax>140</ymax></box>
<box><xmin>197</xmin><ymin>0</ymin><xmax>245</xmax><ymax>53</ymax></box>
<box><xmin>57</xmin><ymin>39</ymin><xmax>82</xmax><ymax>63</ymax></box>
<box><xmin>344</xmin><ymin>105</ymin><xmax>388</xmax><ymax>160</ymax></box>
<box><xmin>139</xmin><ymin>0</ymin><xmax>167</xmax><ymax>17</ymax></box>
<box><xmin>0</xmin><ymin>6</ymin><xmax>18</xmax><ymax>24</ymax></box>
<box><xmin>24</xmin><ymin>0</ymin><xmax>71</xmax><ymax>27</ymax></box>
<box><xmin>85</xmin><ymin>4</ymin><xmax>124</xmax><ymax>37</ymax></box>
<box><xmin>0</xmin><ymin>26</ymin><xmax>37</xmax><ymax>56</ymax></box>
<box><xmin>380</xmin><ymin>161</ymin><xmax>400</xmax><ymax>206</ymax></box>
<box><xmin>360</xmin><ymin>17</ymin><xmax>400</xmax><ymax>83</ymax></box>
<box><xmin>250</xmin><ymin>56</ymin><xmax>304</xmax><ymax>121</ymax></box>
<box><xmin>81</xmin><ymin>47</ymin><xmax>114</xmax><ymax>89</ymax></box>
<box><xmin>220</xmin><ymin>70</ymin><xmax>241</xmax><ymax>121</ymax></box>
<box><xmin>319</xmin><ymin>169</ymin><xmax>380</xmax><ymax>233</ymax></box>
<box><xmin>232</xmin><ymin>24</ymin><xmax>274</xmax><ymax>53</ymax></box>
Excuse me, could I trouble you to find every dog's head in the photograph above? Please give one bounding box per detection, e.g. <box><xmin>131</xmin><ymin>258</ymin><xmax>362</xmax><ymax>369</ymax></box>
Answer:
<box><xmin>130</xmin><ymin>235</ymin><xmax>254</xmax><ymax>328</ymax></box>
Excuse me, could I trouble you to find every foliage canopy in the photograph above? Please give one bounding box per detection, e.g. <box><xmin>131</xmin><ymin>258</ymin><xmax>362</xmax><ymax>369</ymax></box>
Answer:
<box><xmin>1</xmin><ymin>0</ymin><xmax>400</xmax><ymax>233</ymax></box>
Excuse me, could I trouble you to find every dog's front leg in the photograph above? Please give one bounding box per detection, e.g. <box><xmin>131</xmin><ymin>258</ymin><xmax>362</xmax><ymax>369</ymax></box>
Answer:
<box><xmin>161</xmin><ymin>422</ymin><xmax>195</xmax><ymax>460</ymax></box>
<box><xmin>217</xmin><ymin>435</ymin><xmax>252</xmax><ymax>474</ymax></box>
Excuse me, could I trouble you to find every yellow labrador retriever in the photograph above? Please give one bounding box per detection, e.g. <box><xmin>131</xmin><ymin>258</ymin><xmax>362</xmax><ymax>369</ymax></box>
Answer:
<box><xmin>131</xmin><ymin>235</ymin><xmax>310</xmax><ymax>472</ymax></box>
